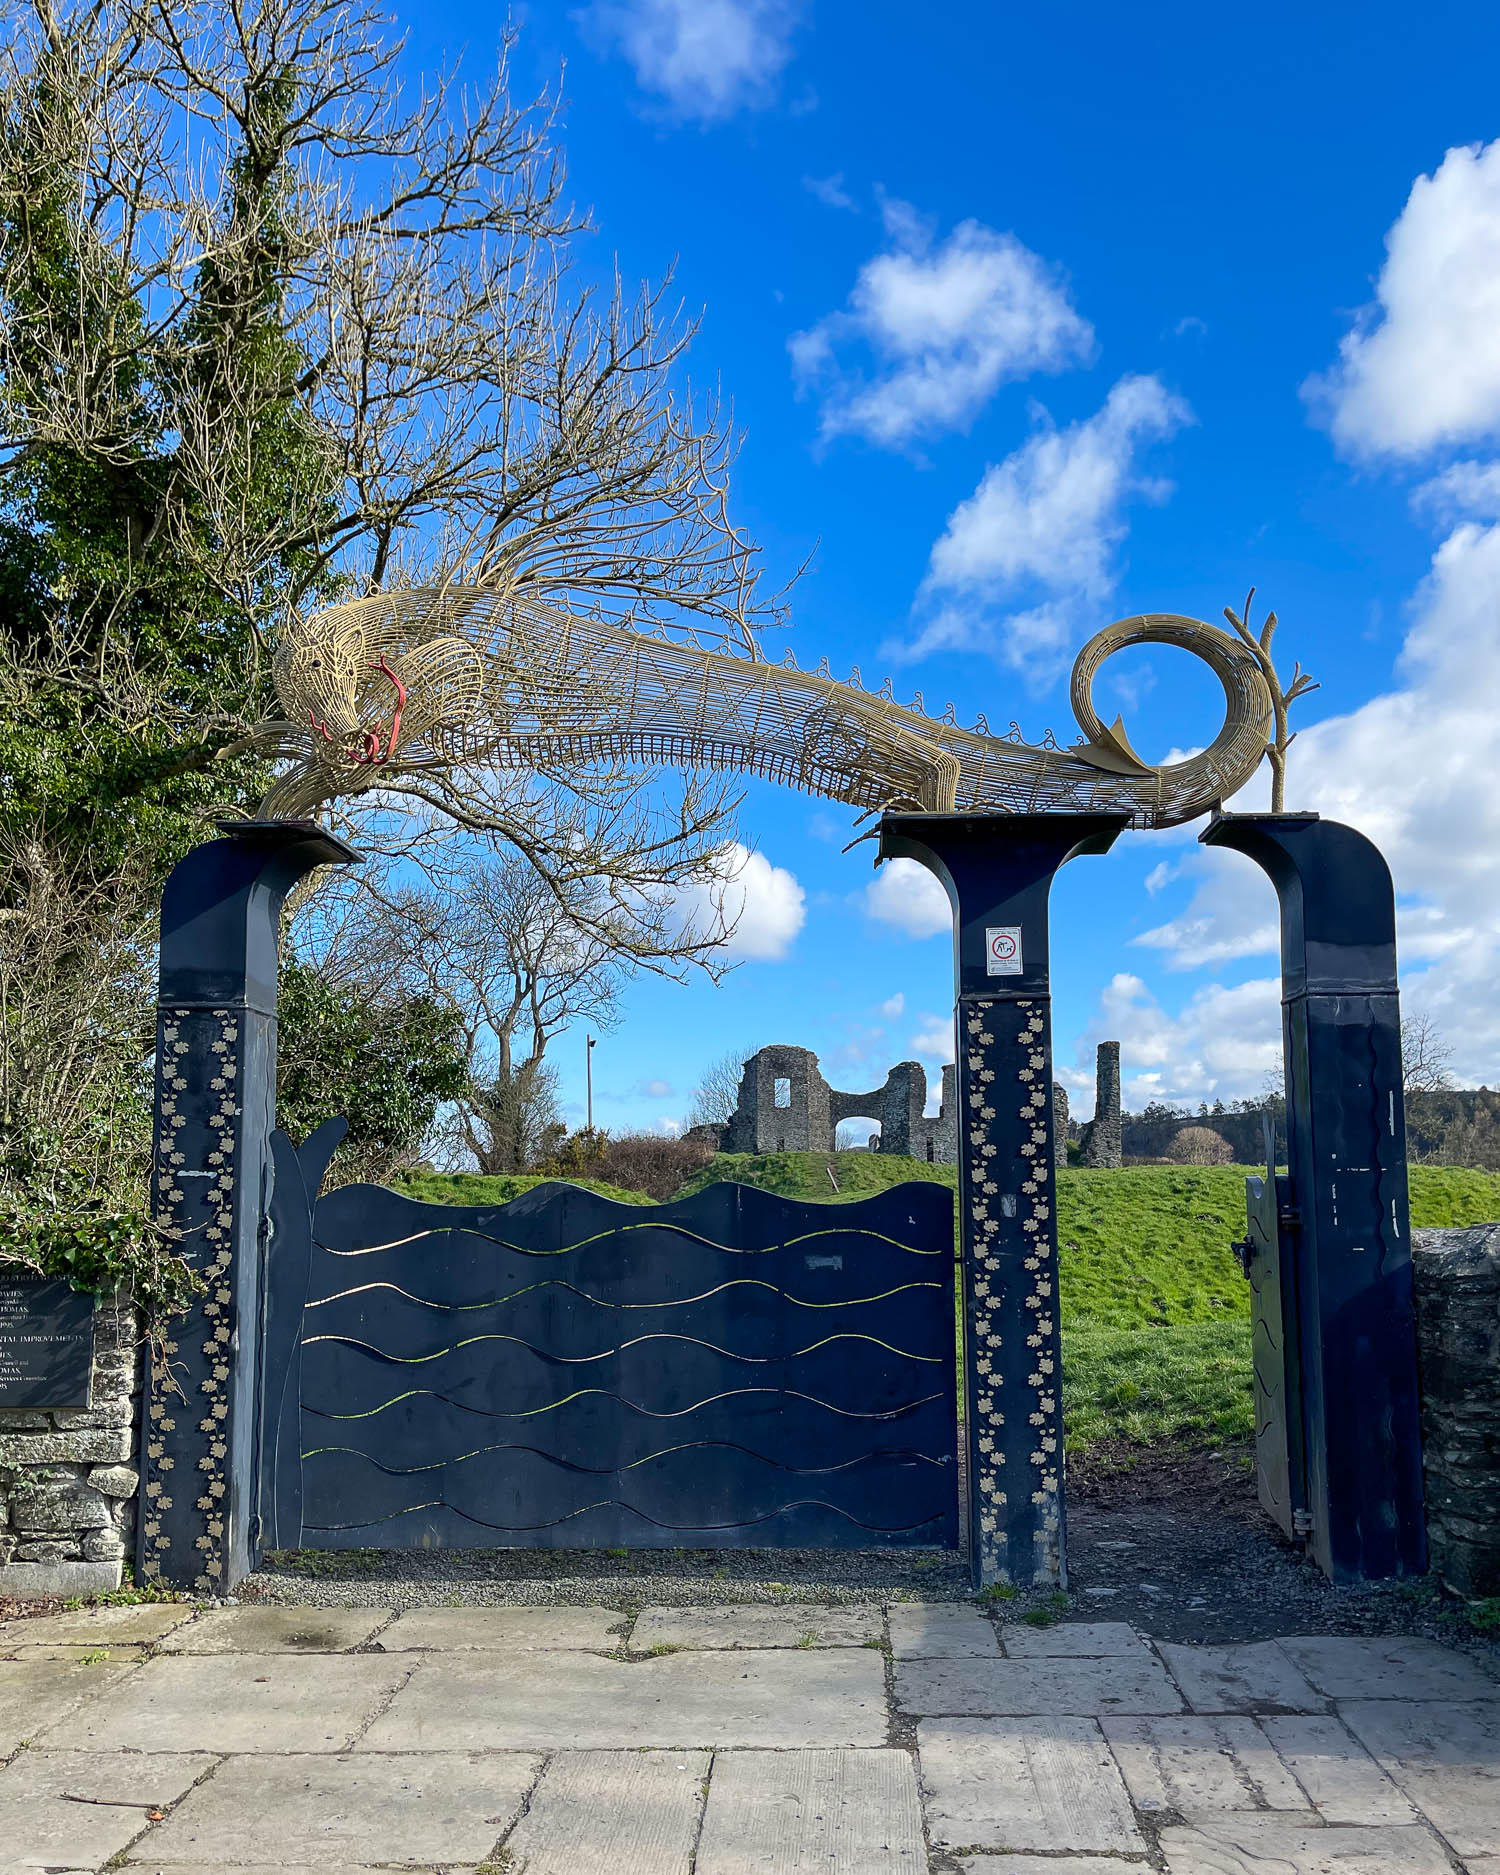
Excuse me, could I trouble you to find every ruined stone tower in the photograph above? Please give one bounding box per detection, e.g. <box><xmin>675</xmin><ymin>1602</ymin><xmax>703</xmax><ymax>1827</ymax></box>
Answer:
<box><xmin>1078</xmin><ymin>1040</ymin><xmax>1123</xmax><ymax>1169</ymax></box>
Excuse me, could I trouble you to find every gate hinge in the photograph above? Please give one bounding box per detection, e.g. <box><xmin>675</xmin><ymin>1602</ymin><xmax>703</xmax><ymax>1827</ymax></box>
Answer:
<box><xmin>1292</xmin><ymin>1508</ymin><xmax>1314</xmax><ymax>1538</ymax></box>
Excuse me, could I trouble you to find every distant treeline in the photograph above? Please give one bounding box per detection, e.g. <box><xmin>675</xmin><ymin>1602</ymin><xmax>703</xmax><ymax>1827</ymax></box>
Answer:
<box><xmin>1116</xmin><ymin>1100</ymin><xmax>1288</xmax><ymax>1167</ymax></box>
<box><xmin>1109</xmin><ymin>1090</ymin><xmax>1500</xmax><ymax>1171</ymax></box>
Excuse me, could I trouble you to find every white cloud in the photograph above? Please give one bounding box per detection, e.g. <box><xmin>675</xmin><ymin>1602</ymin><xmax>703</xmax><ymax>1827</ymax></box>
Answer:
<box><xmin>789</xmin><ymin>202</ymin><xmax>1093</xmax><ymax>447</ymax></box>
<box><xmin>1134</xmin><ymin>514</ymin><xmax>1500</xmax><ymax>1085</ymax></box>
<box><xmin>803</xmin><ymin>172</ymin><xmax>855</xmax><ymax>211</ymax></box>
<box><xmin>879</xmin><ymin>991</ymin><xmax>905</xmax><ymax>1020</ymax></box>
<box><xmin>578</xmin><ymin>0</ymin><xmax>801</xmax><ymax>122</ymax></box>
<box><xmin>1411</xmin><ymin>459</ymin><xmax>1500</xmax><ymax>526</ymax></box>
<box><xmin>1306</xmin><ymin>140</ymin><xmax>1500</xmax><ymax>459</ymax></box>
<box><xmin>642</xmin><ymin>1078</ymin><xmax>673</xmax><ymax>1098</ymax></box>
<box><xmin>1065</xmin><ymin>971</ymin><xmax>1283</xmax><ymax>1112</ymax></box>
<box><xmin>891</xmin><ymin>374</ymin><xmax>1192</xmax><ymax>682</ymax></box>
<box><xmin>909</xmin><ymin>1013</ymin><xmax>955</xmax><ymax>1065</ymax></box>
<box><xmin>670</xmin><ymin>843</ymin><xmax>805</xmax><ymax>960</ymax></box>
<box><xmin>864</xmin><ymin>858</ymin><xmax>952</xmax><ymax>938</ymax></box>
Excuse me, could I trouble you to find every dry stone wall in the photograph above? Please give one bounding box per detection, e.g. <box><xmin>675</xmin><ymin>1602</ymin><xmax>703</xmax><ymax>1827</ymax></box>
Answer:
<box><xmin>1411</xmin><ymin>1225</ymin><xmax>1500</xmax><ymax>1599</ymax></box>
<box><xmin>0</xmin><ymin>1292</ymin><xmax>141</xmax><ymax>1597</ymax></box>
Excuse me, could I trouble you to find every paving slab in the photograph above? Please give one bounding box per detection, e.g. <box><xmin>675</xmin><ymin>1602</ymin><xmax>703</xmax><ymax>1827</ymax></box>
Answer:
<box><xmin>959</xmin><ymin>1862</ymin><xmax>1148</xmax><ymax>1875</ymax></box>
<box><xmin>501</xmin><ymin>1750</ymin><xmax>708</xmax><ymax>1875</ymax></box>
<box><xmin>1159</xmin><ymin>1641</ymin><xmax>1328</xmax><ymax>1714</ymax></box>
<box><xmin>159</xmin><ymin>1605</ymin><xmax>390</xmax><ymax>1653</ymax></box>
<box><xmin>1340</xmin><ymin>1698</ymin><xmax>1500</xmax><ymax>1856</ymax></box>
<box><xmin>918</xmin><ymin>1716</ymin><xmax>1144</xmax><ymax>1853</ymax></box>
<box><xmin>134</xmin><ymin>1749</ymin><xmax>537</xmax><ymax>1866</ymax></box>
<box><xmin>361</xmin><ymin>1648</ymin><xmax>888</xmax><ymax>1751</ymax></box>
<box><xmin>1277</xmin><ymin>1634</ymin><xmax>1500</xmax><ymax>1702</ymax></box>
<box><xmin>696</xmin><ymin>1748</ymin><xmax>925</xmax><ymax>1873</ymax></box>
<box><xmin>0</xmin><ymin>1656</ymin><xmax>138</xmax><ymax>1754</ymax></box>
<box><xmin>1158</xmin><ymin>1816</ymin><xmax>1453</xmax><ymax>1875</ymax></box>
<box><xmin>1002</xmin><ymin>1622</ymin><xmax>1149</xmax><ymax>1658</ymax></box>
<box><xmin>1102</xmin><ymin>1715</ymin><xmax>1309</xmax><ymax>1815</ymax></box>
<box><xmin>1</xmin><ymin>1641</ymin><xmax>148</xmax><ymax>1663</ymax></box>
<box><xmin>41</xmin><ymin>1652</ymin><xmax>411</xmax><ymax>1752</ymax></box>
<box><xmin>887</xmin><ymin>1603</ymin><xmax>999</xmax><ymax>1658</ymax></box>
<box><xmin>1260</xmin><ymin>1715</ymin><xmax>1418</xmax><ymax>1825</ymax></box>
<box><xmin>0</xmin><ymin>1748</ymin><xmax>215</xmax><ymax>1871</ymax></box>
<box><xmin>0</xmin><ymin>1604</ymin><xmax>197</xmax><ymax>1648</ymax></box>
<box><xmin>633</xmin><ymin>1604</ymin><xmax>882</xmax><ymax>1651</ymax></box>
<box><xmin>897</xmin><ymin>1654</ymin><xmax>1183</xmax><ymax>1716</ymax></box>
<box><xmin>377</xmin><ymin>1605</ymin><xmax>624</xmax><ymax>1651</ymax></box>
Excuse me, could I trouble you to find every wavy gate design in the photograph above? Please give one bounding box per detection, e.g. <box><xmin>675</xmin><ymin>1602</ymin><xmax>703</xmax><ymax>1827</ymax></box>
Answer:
<box><xmin>257</xmin><ymin>1131</ymin><xmax>958</xmax><ymax>1552</ymax></box>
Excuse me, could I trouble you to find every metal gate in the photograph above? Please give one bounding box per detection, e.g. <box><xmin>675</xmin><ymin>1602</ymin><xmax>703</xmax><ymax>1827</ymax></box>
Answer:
<box><xmin>1237</xmin><ymin>1114</ymin><xmax>1307</xmax><ymax>1541</ymax></box>
<box><xmin>255</xmin><ymin>1123</ymin><xmax>958</xmax><ymax>1554</ymax></box>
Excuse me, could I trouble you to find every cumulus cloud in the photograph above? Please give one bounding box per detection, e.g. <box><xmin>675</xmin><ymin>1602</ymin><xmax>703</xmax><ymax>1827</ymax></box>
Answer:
<box><xmin>789</xmin><ymin>201</ymin><xmax>1093</xmax><ymax>447</ymax></box>
<box><xmin>890</xmin><ymin>374</ymin><xmax>1192</xmax><ymax>682</ymax></box>
<box><xmin>1064</xmin><ymin>971</ymin><xmax>1283</xmax><ymax>1113</ymax></box>
<box><xmin>864</xmin><ymin>858</ymin><xmax>952</xmax><ymax>938</ymax></box>
<box><xmin>909</xmin><ymin>1013</ymin><xmax>956</xmax><ymax>1064</ymax></box>
<box><xmin>1134</xmin><ymin>509</ymin><xmax>1500</xmax><ymax>1085</ymax></box>
<box><xmin>642</xmin><ymin>1078</ymin><xmax>673</xmax><ymax>1098</ymax></box>
<box><xmin>1411</xmin><ymin>459</ymin><xmax>1500</xmax><ymax>526</ymax></box>
<box><xmin>578</xmin><ymin>0</ymin><xmax>802</xmax><ymax>122</ymax></box>
<box><xmin>879</xmin><ymin>991</ymin><xmax>905</xmax><ymax>1020</ymax></box>
<box><xmin>1306</xmin><ymin>140</ymin><xmax>1500</xmax><ymax>459</ymax></box>
<box><xmin>669</xmin><ymin>843</ymin><xmax>805</xmax><ymax>960</ymax></box>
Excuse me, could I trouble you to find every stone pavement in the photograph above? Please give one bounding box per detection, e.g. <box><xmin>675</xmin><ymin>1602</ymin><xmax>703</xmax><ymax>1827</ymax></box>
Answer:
<box><xmin>0</xmin><ymin>1600</ymin><xmax>1496</xmax><ymax>1872</ymax></box>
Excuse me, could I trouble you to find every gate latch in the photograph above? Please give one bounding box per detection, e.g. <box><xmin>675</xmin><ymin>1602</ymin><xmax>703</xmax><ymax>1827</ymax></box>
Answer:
<box><xmin>1231</xmin><ymin>1235</ymin><xmax>1255</xmax><ymax>1278</ymax></box>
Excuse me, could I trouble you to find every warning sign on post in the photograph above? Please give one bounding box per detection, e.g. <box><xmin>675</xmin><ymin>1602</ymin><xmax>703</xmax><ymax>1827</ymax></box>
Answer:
<box><xmin>985</xmin><ymin>926</ymin><xmax>1023</xmax><ymax>975</ymax></box>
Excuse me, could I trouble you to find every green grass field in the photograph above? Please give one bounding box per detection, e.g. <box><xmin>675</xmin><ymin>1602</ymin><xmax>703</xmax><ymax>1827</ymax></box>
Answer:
<box><xmin>396</xmin><ymin>1154</ymin><xmax>1500</xmax><ymax>1460</ymax></box>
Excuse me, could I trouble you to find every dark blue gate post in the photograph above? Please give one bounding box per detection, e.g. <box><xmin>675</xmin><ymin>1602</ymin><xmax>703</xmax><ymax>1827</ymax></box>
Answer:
<box><xmin>140</xmin><ymin>821</ymin><xmax>358</xmax><ymax>1591</ymax></box>
<box><xmin>878</xmin><ymin>812</ymin><xmax>1128</xmax><ymax>1589</ymax></box>
<box><xmin>1202</xmin><ymin>812</ymin><xmax>1426</xmax><ymax>1582</ymax></box>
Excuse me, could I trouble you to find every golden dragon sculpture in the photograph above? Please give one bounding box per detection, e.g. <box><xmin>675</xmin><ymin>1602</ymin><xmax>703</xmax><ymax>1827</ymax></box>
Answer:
<box><xmin>243</xmin><ymin>585</ymin><xmax>1275</xmax><ymax>828</ymax></box>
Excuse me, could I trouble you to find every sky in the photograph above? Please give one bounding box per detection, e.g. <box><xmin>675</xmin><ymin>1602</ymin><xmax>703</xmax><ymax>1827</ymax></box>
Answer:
<box><xmin>393</xmin><ymin>0</ymin><xmax>1500</xmax><ymax>1136</ymax></box>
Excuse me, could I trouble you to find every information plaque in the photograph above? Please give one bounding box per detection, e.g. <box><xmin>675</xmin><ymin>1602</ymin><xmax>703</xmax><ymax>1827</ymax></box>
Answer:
<box><xmin>0</xmin><ymin>1273</ymin><xmax>95</xmax><ymax>1408</ymax></box>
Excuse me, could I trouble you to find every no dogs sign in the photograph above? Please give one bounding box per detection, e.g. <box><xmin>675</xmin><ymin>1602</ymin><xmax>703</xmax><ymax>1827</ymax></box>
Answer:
<box><xmin>985</xmin><ymin>925</ymin><xmax>1023</xmax><ymax>975</ymax></box>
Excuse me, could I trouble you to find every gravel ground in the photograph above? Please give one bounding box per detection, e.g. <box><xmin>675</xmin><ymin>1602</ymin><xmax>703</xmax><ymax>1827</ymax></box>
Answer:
<box><xmin>238</xmin><ymin>1447</ymin><xmax>1499</xmax><ymax>1678</ymax></box>
<box><xmin>241</xmin><ymin>1542</ymin><xmax>975</xmax><ymax>1610</ymax></box>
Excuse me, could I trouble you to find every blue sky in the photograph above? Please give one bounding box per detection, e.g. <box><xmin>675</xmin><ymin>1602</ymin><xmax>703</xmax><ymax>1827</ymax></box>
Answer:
<box><xmin>395</xmin><ymin>0</ymin><xmax>1500</xmax><ymax>1134</ymax></box>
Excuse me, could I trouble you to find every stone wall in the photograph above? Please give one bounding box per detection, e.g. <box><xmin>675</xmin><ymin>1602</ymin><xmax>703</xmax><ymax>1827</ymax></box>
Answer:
<box><xmin>1411</xmin><ymin>1225</ymin><xmax>1500</xmax><ymax>1599</ymax></box>
<box><xmin>0</xmin><ymin>1292</ymin><xmax>141</xmax><ymax>1597</ymax></box>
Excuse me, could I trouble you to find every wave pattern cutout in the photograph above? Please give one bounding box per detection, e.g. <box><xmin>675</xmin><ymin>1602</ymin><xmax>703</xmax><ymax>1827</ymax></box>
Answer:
<box><xmin>278</xmin><ymin>1177</ymin><xmax>958</xmax><ymax>1552</ymax></box>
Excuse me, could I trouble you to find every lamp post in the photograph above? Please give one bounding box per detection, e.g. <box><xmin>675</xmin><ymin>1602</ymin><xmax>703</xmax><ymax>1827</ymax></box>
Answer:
<box><xmin>586</xmin><ymin>1034</ymin><xmax>596</xmax><ymax>1132</ymax></box>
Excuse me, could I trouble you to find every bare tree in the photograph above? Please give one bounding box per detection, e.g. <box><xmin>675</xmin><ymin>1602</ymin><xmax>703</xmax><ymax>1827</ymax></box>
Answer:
<box><xmin>685</xmin><ymin>1049</ymin><xmax>748</xmax><ymax>1130</ymax></box>
<box><xmin>0</xmin><ymin>838</ymin><xmax>156</xmax><ymax>1197</ymax></box>
<box><xmin>301</xmin><ymin>846</ymin><xmax>728</xmax><ymax>1172</ymax></box>
<box><xmin>1222</xmin><ymin>590</ymin><xmax>1319</xmax><ymax>813</ymax></box>
<box><xmin>0</xmin><ymin>0</ymin><xmax>783</xmax><ymax>899</ymax></box>
<box><xmin>1402</xmin><ymin>1012</ymin><xmax>1455</xmax><ymax>1096</ymax></box>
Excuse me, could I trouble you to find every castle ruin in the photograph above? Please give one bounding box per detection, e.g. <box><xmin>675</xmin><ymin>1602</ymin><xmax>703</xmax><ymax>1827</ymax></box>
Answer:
<box><xmin>721</xmin><ymin>1045</ymin><xmax>958</xmax><ymax>1163</ymax></box>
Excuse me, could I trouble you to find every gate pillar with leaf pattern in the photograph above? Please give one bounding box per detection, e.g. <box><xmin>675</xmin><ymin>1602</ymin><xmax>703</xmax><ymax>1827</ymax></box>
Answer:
<box><xmin>878</xmin><ymin>811</ymin><xmax>1129</xmax><ymax>1590</ymax></box>
<box><xmin>140</xmin><ymin>822</ymin><xmax>358</xmax><ymax>1591</ymax></box>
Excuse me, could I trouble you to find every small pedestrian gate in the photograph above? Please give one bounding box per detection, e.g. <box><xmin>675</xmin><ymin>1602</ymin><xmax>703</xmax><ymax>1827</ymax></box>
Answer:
<box><xmin>1237</xmin><ymin>1115</ymin><xmax>1307</xmax><ymax>1542</ymax></box>
<box><xmin>254</xmin><ymin>1123</ymin><xmax>958</xmax><ymax>1555</ymax></box>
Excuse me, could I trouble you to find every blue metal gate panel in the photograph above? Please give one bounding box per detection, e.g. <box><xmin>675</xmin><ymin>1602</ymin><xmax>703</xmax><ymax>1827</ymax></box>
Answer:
<box><xmin>258</xmin><ymin>1155</ymin><xmax>957</xmax><ymax>1552</ymax></box>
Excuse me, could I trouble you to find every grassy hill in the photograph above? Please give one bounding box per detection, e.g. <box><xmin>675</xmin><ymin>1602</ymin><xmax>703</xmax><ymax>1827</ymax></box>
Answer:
<box><xmin>394</xmin><ymin>1154</ymin><xmax>1500</xmax><ymax>1460</ymax></box>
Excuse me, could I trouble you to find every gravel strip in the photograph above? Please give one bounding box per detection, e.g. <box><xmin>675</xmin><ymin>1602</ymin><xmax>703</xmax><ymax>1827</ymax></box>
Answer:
<box><xmin>241</xmin><ymin>1545</ymin><xmax>974</xmax><ymax>1611</ymax></box>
